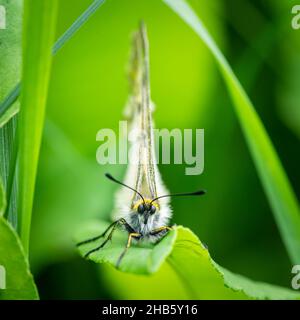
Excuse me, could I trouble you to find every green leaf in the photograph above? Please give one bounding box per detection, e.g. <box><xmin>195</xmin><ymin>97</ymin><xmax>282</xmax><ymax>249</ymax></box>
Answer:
<box><xmin>75</xmin><ymin>220</ymin><xmax>177</xmax><ymax>274</ymax></box>
<box><xmin>163</xmin><ymin>0</ymin><xmax>300</xmax><ymax>264</ymax></box>
<box><xmin>0</xmin><ymin>216</ymin><xmax>38</xmax><ymax>299</ymax></box>
<box><xmin>0</xmin><ymin>0</ymin><xmax>106</xmax><ymax>127</ymax></box>
<box><xmin>76</xmin><ymin>222</ymin><xmax>300</xmax><ymax>299</ymax></box>
<box><xmin>17</xmin><ymin>0</ymin><xmax>58</xmax><ymax>254</ymax></box>
<box><xmin>0</xmin><ymin>0</ymin><xmax>22</xmax><ymax>128</ymax></box>
<box><xmin>171</xmin><ymin>228</ymin><xmax>299</xmax><ymax>300</ymax></box>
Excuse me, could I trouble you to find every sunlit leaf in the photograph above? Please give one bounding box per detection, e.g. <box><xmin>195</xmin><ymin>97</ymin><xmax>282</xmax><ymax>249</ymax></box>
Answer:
<box><xmin>0</xmin><ymin>216</ymin><xmax>38</xmax><ymax>299</ymax></box>
<box><xmin>76</xmin><ymin>221</ymin><xmax>300</xmax><ymax>299</ymax></box>
<box><xmin>76</xmin><ymin>220</ymin><xmax>177</xmax><ymax>274</ymax></box>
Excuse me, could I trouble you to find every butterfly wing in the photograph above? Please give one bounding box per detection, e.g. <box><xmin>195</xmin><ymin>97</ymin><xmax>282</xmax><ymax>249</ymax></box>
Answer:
<box><xmin>113</xmin><ymin>23</ymin><xmax>170</xmax><ymax>220</ymax></box>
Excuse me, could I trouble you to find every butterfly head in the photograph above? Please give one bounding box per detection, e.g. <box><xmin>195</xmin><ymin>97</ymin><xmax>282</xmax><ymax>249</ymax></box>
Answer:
<box><xmin>133</xmin><ymin>199</ymin><xmax>159</xmax><ymax>224</ymax></box>
<box><xmin>105</xmin><ymin>173</ymin><xmax>206</xmax><ymax>225</ymax></box>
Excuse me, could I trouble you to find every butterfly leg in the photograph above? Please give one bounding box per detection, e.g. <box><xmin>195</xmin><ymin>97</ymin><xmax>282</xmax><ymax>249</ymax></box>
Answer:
<box><xmin>78</xmin><ymin>218</ymin><xmax>135</xmax><ymax>258</ymax></box>
<box><xmin>150</xmin><ymin>226</ymin><xmax>173</xmax><ymax>236</ymax></box>
<box><xmin>116</xmin><ymin>232</ymin><xmax>141</xmax><ymax>268</ymax></box>
<box><xmin>76</xmin><ymin>220</ymin><xmax>119</xmax><ymax>247</ymax></box>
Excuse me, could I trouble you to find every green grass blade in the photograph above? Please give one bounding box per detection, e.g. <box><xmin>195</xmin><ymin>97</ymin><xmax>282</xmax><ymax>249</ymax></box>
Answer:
<box><xmin>0</xmin><ymin>118</ymin><xmax>18</xmax><ymax>226</ymax></box>
<box><xmin>17</xmin><ymin>0</ymin><xmax>58</xmax><ymax>255</ymax></box>
<box><xmin>52</xmin><ymin>0</ymin><xmax>106</xmax><ymax>55</ymax></box>
<box><xmin>0</xmin><ymin>216</ymin><xmax>39</xmax><ymax>299</ymax></box>
<box><xmin>0</xmin><ymin>177</ymin><xmax>6</xmax><ymax>216</ymax></box>
<box><xmin>163</xmin><ymin>0</ymin><xmax>300</xmax><ymax>264</ymax></box>
<box><xmin>76</xmin><ymin>222</ymin><xmax>300</xmax><ymax>299</ymax></box>
<box><xmin>3</xmin><ymin>124</ymin><xmax>18</xmax><ymax>222</ymax></box>
<box><xmin>0</xmin><ymin>0</ymin><xmax>106</xmax><ymax>126</ymax></box>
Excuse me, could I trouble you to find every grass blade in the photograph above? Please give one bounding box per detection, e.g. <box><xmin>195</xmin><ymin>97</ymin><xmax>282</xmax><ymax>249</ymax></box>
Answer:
<box><xmin>0</xmin><ymin>0</ymin><xmax>106</xmax><ymax>125</ymax></box>
<box><xmin>0</xmin><ymin>177</ymin><xmax>6</xmax><ymax>216</ymax></box>
<box><xmin>0</xmin><ymin>119</ymin><xmax>18</xmax><ymax>227</ymax></box>
<box><xmin>52</xmin><ymin>0</ymin><xmax>105</xmax><ymax>55</ymax></box>
<box><xmin>17</xmin><ymin>0</ymin><xmax>58</xmax><ymax>255</ymax></box>
<box><xmin>163</xmin><ymin>0</ymin><xmax>300</xmax><ymax>264</ymax></box>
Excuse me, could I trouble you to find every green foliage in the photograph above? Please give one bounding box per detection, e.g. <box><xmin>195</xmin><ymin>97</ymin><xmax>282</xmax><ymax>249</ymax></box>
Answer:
<box><xmin>0</xmin><ymin>0</ymin><xmax>22</xmax><ymax>128</ymax></box>
<box><xmin>75</xmin><ymin>220</ymin><xmax>177</xmax><ymax>274</ymax></box>
<box><xmin>17</xmin><ymin>0</ymin><xmax>58</xmax><ymax>254</ymax></box>
<box><xmin>0</xmin><ymin>104</ymin><xmax>19</xmax><ymax>129</ymax></box>
<box><xmin>0</xmin><ymin>216</ymin><xmax>38</xmax><ymax>299</ymax></box>
<box><xmin>0</xmin><ymin>0</ymin><xmax>110</xmax><ymax>298</ymax></box>
<box><xmin>0</xmin><ymin>0</ymin><xmax>299</xmax><ymax>299</ymax></box>
<box><xmin>30</xmin><ymin>120</ymin><xmax>120</xmax><ymax>270</ymax></box>
<box><xmin>76</xmin><ymin>221</ymin><xmax>300</xmax><ymax>299</ymax></box>
<box><xmin>0</xmin><ymin>0</ymin><xmax>106</xmax><ymax>127</ymax></box>
<box><xmin>52</xmin><ymin>0</ymin><xmax>106</xmax><ymax>55</ymax></box>
<box><xmin>0</xmin><ymin>0</ymin><xmax>21</xmax><ymax>224</ymax></box>
<box><xmin>30</xmin><ymin>0</ymin><xmax>218</xmax><ymax>272</ymax></box>
<box><xmin>163</xmin><ymin>0</ymin><xmax>300</xmax><ymax>264</ymax></box>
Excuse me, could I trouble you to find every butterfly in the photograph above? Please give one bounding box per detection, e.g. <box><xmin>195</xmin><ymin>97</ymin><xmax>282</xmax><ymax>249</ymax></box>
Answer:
<box><xmin>77</xmin><ymin>22</ymin><xmax>206</xmax><ymax>268</ymax></box>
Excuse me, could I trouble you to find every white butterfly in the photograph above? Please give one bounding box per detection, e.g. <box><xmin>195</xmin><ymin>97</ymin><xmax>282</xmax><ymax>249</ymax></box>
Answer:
<box><xmin>77</xmin><ymin>22</ymin><xmax>205</xmax><ymax>267</ymax></box>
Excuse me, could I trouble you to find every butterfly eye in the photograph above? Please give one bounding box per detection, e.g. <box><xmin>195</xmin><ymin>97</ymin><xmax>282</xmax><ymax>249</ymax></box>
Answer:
<box><xmin>137</xmin><ymin>204</ymin><xmax>145</xmax><ymax>214</ymax></box>
<box><xmin>150</xmin><ymin>205</ymin><xmax>156</xmax><ymax>214</ymax></box>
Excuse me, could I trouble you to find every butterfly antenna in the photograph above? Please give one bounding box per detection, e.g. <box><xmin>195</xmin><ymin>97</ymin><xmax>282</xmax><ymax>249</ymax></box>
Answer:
<box><xmin>105</xmin><ymin>173</ymin><xmax>146</xmax><ymax>204</ymax></box>
<box><xmin>150</xmin><ymin>190</ymin><xmax>206</xmax><ymax>205</ymax></box>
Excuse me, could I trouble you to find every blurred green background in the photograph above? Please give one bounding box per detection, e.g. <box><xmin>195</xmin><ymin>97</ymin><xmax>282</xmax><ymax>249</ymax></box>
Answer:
<box><xmin>27</xmin><ymin>0</ymin><xmax>300</xmax><ymax>298</ymax></box>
